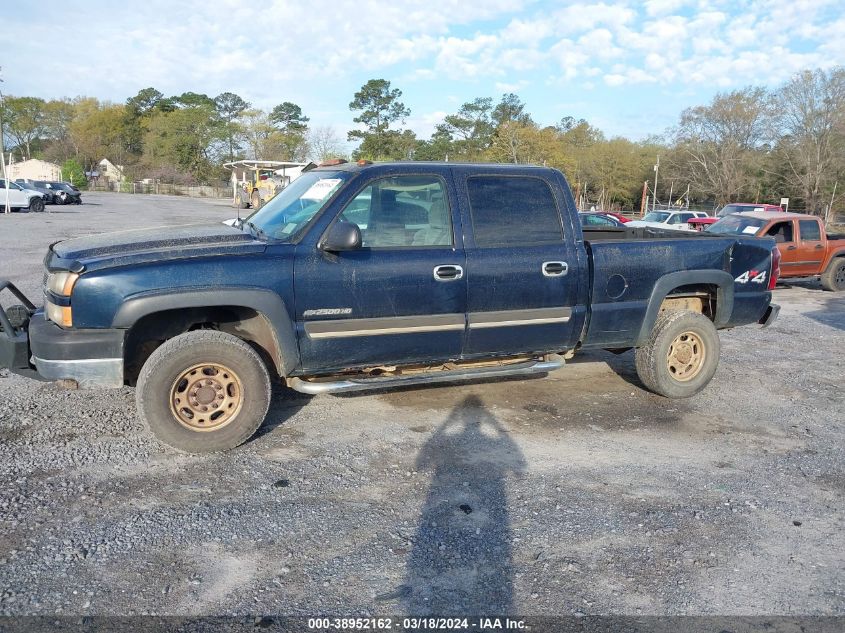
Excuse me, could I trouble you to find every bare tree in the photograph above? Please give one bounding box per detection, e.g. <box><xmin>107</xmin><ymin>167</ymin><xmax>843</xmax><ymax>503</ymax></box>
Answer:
<box><xmin>307</xmin><ymin>126</ymin><xmax>345</xmax><ymax>162</ymax></box>
<box><xmin>670</xmin><ymin>87</ymin><xmax>771</xmax><ymax>205</ymax></box>
<box><xmin>773</xmin><ymin>67</ymin><xmax>845</xmax><ymax>214</ymax></box>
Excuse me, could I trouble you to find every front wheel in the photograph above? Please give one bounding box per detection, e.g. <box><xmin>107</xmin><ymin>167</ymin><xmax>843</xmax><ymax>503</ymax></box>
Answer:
<box><xmin>635</xmin><ymin>310</ymin><xmax>720</xmax><ymax>398</ymax></box>
<box><xmin>820</xmin><ymin>258</ymin><xmax>845</xmax><ymax>292</ymax></box>
<box><xmin>29</xmin><ymin>197</ymin><xmax>45</xmax><ymax>213</ymax></box>
<box><xmin>136</xmin><ymin>330</ymin><xmax>272</xmax><ymax>453</ymax></box>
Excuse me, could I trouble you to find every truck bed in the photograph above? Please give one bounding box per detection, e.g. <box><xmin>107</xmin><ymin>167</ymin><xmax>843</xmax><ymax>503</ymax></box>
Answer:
<box><xmin>580</xmin><ymin>228</ymin><xmax>774</xmax><ymax>349</ymax></box>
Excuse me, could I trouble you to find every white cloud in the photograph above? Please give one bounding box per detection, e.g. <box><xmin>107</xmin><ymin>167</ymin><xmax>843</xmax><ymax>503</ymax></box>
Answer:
<box><xmin>1</xmin><ymin>0</ymin><xmax>844</xmax><ymax>140</ymax></box>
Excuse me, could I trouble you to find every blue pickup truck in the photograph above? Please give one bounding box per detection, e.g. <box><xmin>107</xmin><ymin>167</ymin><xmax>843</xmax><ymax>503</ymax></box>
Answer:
<box><xmin>0</xmin><ymin>162</ymin><xmax>779</xmax><ymax>452</ymax></box>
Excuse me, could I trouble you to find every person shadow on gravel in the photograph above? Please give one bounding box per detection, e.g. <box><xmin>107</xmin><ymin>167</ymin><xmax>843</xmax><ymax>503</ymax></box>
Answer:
<box><xmin>400</xmin><ymin>394</ymin><xmax>526</xmax><ymax>615</ymax></box>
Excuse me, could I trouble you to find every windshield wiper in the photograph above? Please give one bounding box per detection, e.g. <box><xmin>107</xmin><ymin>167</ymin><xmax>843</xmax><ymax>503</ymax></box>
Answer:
<box><xmin>244</xmin><ymin>221</ymin><xmax>268</xmax><ymax>240</ymax></box>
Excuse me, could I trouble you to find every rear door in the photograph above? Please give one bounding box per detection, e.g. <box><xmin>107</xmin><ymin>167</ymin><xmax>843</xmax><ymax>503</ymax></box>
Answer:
<box><xmin>457</xmin><ymin>170</ymin><xmax>585</xmax><ymax>358</ymax></box>
<box><xmin>796</xmin><ymin>219</ymin><xmax>826</xmax><ymax>274</ymax></box>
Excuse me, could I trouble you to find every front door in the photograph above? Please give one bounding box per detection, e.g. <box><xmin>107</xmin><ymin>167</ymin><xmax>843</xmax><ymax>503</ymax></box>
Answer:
<box><xmin>294</xmin><ymin>173</ymin><xmax>466</xmax><ymax>373</ymax></box>
<box><xmin>457</xmin><ymin>172</ymin><xmax>583</xmax><ymax>358</ymax></box>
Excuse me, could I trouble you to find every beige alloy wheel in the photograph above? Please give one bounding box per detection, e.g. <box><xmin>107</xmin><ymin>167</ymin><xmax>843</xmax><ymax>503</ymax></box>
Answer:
<box><xmin>666</xmin><ymin>331</ymin><xmax>706</xmax><ymax>382</ymax></box>
<box><xmin>634</xmin><ymin>309</ymin><xmax>720</xmax><ymax>398</ymax></box>
<box><xmin>169</xmin><ymin>363</ymin><xmax>244</xmax><ymax>432</ymax></box>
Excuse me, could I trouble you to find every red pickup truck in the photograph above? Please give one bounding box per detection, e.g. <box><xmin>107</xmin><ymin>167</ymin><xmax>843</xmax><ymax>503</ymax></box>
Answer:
<box><xmin>688</xmin><ymin>203</ymin><xmax>784</xmax><ymax>231</ymax></box>
<box><xmin>707</xmin><ymin>211</ymin><xmax>845</xmax><ymax>290</ymax></box>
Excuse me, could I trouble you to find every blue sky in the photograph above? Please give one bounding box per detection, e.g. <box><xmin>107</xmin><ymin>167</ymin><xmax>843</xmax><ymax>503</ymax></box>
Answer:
<box><xmin>2</xmin><ymin>0</ymin><xmax>844</xmax><ymax>145</ymax></box>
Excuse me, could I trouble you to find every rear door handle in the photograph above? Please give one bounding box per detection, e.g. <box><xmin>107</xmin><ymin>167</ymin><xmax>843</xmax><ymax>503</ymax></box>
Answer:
<box><xmin>433</xmin><ymin>265</ymin><xmax>463</xmax><ymax>281</ymax></box>
<box><xmin>542</xmin><ymin>261</ymin><xmax>568</xmax><ymax>277</ymax></box>
<box><xmin>786</xmin><ymin>245</ymin><xmax>797</xmax><ymax>250</ymax></box>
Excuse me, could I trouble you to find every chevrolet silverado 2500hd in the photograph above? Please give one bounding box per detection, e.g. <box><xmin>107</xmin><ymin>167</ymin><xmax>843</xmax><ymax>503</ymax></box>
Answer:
<box><xmin>0</xmin><ymin>162</ymin><xmax>780</xmax><ymax>452</ymax></box>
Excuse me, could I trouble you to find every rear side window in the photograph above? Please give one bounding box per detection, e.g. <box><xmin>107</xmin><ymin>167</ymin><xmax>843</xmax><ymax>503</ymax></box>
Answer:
<box><xmin>467</xmin><ymin>176</ymin><xmax>562</xmax><ymax>246</ymax></box>
<box><xmin>799</xmin><ymin>220</ymin><xmax>821</xmax><ymax>241</ymax></box>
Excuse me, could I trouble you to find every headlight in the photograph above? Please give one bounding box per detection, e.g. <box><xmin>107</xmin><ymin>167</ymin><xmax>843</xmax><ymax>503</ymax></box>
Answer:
<box><xmin>47</xmin><ymin>271</ymin><xmax>79</xmax><ymax>296</ymax></box>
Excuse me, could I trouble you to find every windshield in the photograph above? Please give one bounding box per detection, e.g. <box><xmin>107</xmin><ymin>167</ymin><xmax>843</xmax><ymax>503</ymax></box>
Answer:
<box><xmin>245</xmin><ymin>170</ymin><xmax>350</xmax><ymax>241</ymax></box>
<box><xmin>642</xmin><ymin>212</ymin><xmax>670</xmax><ymax>222</ymax></box>
<box><xmin>706</xmin><ymin>215</ymin><xmax>766</xmax><ymax>235</ymax></box>
<box><xmin>717</xmin><ymin>204</ymin><xmax>765</xmax><ymax>216</ymax></box>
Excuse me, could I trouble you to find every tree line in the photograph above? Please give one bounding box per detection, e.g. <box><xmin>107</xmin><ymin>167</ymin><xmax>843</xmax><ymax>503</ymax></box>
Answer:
<box><xmin>2</xmin><ymin>66</ymin><xmax>844</xmax><ymax>216</ymax></box>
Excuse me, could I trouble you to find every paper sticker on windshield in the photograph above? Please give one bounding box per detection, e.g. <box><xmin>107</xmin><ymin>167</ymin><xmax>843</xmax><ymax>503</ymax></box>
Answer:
<box><xmin>302</xmin><ymin>179</ymin><xmax>342</xmax><ymax>201</ymax></box>
<box><xmin>742</xmin><ymin>225</ymin><xmax>759</xmax><ymax>234</ymax></box>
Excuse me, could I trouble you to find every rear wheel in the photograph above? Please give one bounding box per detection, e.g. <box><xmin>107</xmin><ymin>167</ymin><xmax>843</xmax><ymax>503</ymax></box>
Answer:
<box><xmin>136</xmin><ymin>330</ymin><xmax>271</xmax><ymax>453</ymax></box>
<box><xmin>820</xmin><ymin>258</ymin><xmax>845</xmax><ymax>292</ymax></box>
<box><xmin>635</xmin><ymin>310</ymin><xmax>720</xmax><ymax>398</ymax></box>
<box><xmin>29</xmin><ymin>197</ymin><xmax>45</xmax><ymax>213</ymax></box>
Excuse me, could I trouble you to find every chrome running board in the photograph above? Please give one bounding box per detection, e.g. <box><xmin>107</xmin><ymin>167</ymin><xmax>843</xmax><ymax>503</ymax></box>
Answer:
<box><xmin>288</xmin><ymin>356</ymin><xmax>564</xmax><ymax>395</ymax></box>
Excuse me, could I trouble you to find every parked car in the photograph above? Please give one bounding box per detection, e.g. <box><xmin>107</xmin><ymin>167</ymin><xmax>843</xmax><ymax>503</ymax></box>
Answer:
<box><xmin>688</xmin><ymin>203</ymin><xmax>784</xmax><ymax>230</ymax></box>
<box><xmin>579</xmin><ymin>212</ymin><xmax>626</xmax><ymax>228</ymax></box>
<box><xmin>44</xmin><ymin>181</ymin><xmax>82</xmax><ymax>205</ymax></box>
<box><xmin>0</xmin><ymin>179</ymin><xmax>46</xmax><ymax>212</ymax></box>
<box><xmin>0</xmin><ymin>162</ymin><xmax>779</xmax><ymax>453</ymax></box>
<box><xmin>706</xmin><ymin>211</ymin><xmax>845</xmax><ymax>290</ymax></box>
<box><xmin>627</xmin><ymin>210</ymin><xmax>710</xmax><ymax>231</ymax></box>
<box><xmin>600</xmin><ymin>211</ymin><xmax>631</xmax><ymax>224</ymax></box>
<box><xmin>15</xmin><ymin>179</ymin><xmax>57</xmax><ymax>204</ymax></box>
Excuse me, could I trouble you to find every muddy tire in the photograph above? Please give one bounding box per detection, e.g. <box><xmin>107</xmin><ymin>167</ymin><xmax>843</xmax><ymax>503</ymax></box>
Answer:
<box><xmin>136</xmin><ymin>330</ymin><xmax>271</xmax><ymax>453</ymax></box>
<box><xmin>820</xmin><ymin>258</ymin><xmax>845</xmax><ymax>292</ymax></box>
<box><xmin>635</xmin><ymin>310</ymin><xmax>720</xmax><ymax>399</ymax></box>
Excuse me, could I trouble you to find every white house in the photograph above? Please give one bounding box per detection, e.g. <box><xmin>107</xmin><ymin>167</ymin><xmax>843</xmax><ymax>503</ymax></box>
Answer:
<box><xmin>97</xmin><ymin>158</ymin><xmax>125</xmax><ymax>184</ymax></box>
<box><xmin>6</xmin><ymin>158</ymin><xmax>62</xmax><ymax>182</ymax></box>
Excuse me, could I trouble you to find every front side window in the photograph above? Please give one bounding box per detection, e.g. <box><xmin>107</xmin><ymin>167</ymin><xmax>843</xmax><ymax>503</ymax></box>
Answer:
<box><xmin>467</xmin><ymin>176</ymin><xmax>562</xmax><ymax>246</ymax></box>
<box><xmin>766</xmin><ymin>222</ymin><xmax>793</xmax><ymax>243</ymax></box>
<box><xmin>337</xmin><ymin>175</ymin><xmax>451</xmax><ymax>248</ymax></box>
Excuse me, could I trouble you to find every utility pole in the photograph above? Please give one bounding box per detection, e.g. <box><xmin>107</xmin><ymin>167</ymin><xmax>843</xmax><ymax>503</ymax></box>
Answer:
<box><xmin>0</xmin><ymin>68</ymin><xmax>10</xmax><ymax>215</ymax></box>
<box><xmin>652</xmin><ymin>155</ymin><xmax>660</xmax><ymax>212</ymax></box>
<box><xmin>640</xmin><ymin>180</ymin><xmax>648</xmax><ymax>218</ymax></box>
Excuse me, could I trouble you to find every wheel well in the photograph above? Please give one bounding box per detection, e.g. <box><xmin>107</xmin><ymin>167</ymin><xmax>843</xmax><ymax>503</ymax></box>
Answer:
<box><xmin>659</xmin><ymin>284</ymin><xmax>717</xmax><ymax>321</ymax></box>
<box><xmin>123</xmin><ymin>306</ymin><xmax>282</xmax><ymax>385</ymax></box>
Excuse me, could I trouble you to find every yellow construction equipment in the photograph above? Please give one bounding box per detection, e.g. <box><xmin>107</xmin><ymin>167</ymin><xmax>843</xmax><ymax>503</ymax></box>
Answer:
<box><xmin>223</xmin><ymin>160</ymin><xmax>310</xmax><ymax>209</ymax></box>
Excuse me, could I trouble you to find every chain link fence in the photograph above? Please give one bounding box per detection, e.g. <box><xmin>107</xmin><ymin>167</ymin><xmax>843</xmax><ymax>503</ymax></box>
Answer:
<box><xmin>87</xmin><ymin>180</ymin><xmax>231</xmax><ymax>199</ymax></box>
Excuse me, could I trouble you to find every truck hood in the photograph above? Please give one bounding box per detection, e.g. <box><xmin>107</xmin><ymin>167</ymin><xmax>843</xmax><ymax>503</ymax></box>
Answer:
<box><xmin>50</xmin><ymin>223</ymin><xmax>267</xmax><ymax>272</ymax></box>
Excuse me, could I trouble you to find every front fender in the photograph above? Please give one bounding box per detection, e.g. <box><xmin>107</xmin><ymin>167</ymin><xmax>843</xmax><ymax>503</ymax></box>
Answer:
<box><xmin>112</xmin><ymin>287</ymin><xmax>299</xmax><ymax>375</ymax></box>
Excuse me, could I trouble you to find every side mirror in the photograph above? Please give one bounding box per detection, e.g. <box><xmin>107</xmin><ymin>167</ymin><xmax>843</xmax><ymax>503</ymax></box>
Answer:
<box><xmin>321</xmin><ymin>221</ymin><xmax>362</xmax><ymax>252</ymax></box>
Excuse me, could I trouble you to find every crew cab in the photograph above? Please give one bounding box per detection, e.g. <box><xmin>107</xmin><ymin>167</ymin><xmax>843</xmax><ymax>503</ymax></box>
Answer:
<box><xmin>706</xmin><ymin>211</ymin><xmax>845</xmax><ymax>290</ymax></box>
<box><xmin>627</xmin><ymin>210</ymin><xmax>709</xmax><ymax>231</ymax></box>
<box><xmin>0</xmin><ymin>162</ymin><xmax>779</xmax><ymax>453</ymax></box>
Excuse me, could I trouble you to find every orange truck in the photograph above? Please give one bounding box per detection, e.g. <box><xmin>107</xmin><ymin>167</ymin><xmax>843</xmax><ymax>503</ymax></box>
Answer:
<box><xmin>707</xmin><ymin>211</ymin><xmax>845</xmax><ymax>291</ymax></box>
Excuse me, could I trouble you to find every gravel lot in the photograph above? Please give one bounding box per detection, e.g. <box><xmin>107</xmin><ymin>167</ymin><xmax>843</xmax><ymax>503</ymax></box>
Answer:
<box><xmin>0</xmin><ymin>193</ymin><xmax>843</xmax><ymax>618</ymax></box>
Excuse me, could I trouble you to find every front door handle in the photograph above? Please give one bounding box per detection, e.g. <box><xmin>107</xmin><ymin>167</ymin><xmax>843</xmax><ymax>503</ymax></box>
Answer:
<box><xmin>542</xmin><ymin>261</ymin><xmax>568</xmax><ymax>277</ymax></box>
<box><xmin>433</xmin><ymin>265</ymin><xmax>463</xmax><ymax>281</ymax></box>
<box><xmin>814</xmin><ymin>244</ymin><xmax>824</xmax><ymax>249</ymax></box>
<box><xmin>786</xmin><ymin>245</ymin><xmax>797</xmax><ymax>250</ymax></box>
